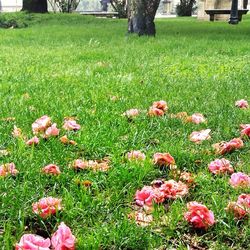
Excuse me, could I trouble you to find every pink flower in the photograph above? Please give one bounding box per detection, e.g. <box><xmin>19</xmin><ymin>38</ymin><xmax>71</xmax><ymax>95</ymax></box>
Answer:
<box><xmin>189</xmin><ymin>129</ymin><xmax>211</xmax><ymax>144</ymax></box>
<box><xmin>184</xmin><ymin>202</ymin><xmax>215</xmax><ymax>229</ymax></box>
<box><xmin>135</xmin><ymin>186</ymin><xmax>155</xmax><ymax>207</ymax></box>
<box><xmin>63</xmin><ymin>118</ymin><xmax>81</xmax><ymax>131</ymax></box>
<box><xmin>127</xmin><ymin>150</ymin><xmax>146</xmax><ymax>161</ymax></box>
<box><xmin>45</xmin><ymin>123</ymin><xmax>60</xmax><ymax>138</ymax></box>
<box><xmin>123</xmin><ymin>109</ymin><xmax>140</xmax><ymax>118</ymax></box>
<box><xmin>152</xmin><ymin>100</ymin><xmax>168</xmax><ymax>111</ymax></box>
<box><xmin>213</xmin><ymin>138</ymin><xmax>244</xmax><ymax>155</ymax></box>
<box><xmin>32</xmin><ymin>115</ymin><xmax>51</xmax><ymax>134</ymax></box>
<box><xmin>240</xmin><ymin>124</ymin><xmax>250</xmax><ymax>138</ymax></box>
<box><xmin>51</xmin><ymin>222</ymin><xmax>76</xmax><ymax>250</ymax></box>
<box><xmin>15</xmin><ymin>234</ymin><xmax>51</xmax><ymax>250</ymax></box>
<box><xmin>26</xmin><ymin>136</ymin><xmax>39</xmax><ymax>146</ymax></box>
<box><xmin>72</xmin><ymin>159</ymin><xmax>90</xmax><ymax>170</ymax></box>
<box><xmin>159</xmin><ymin>180</ymin><xmax>188</xmax><ymax>199</ymax></box>
<box><xmin>32</xmin><ymin>197</ymin><xmax>62</xmax><ymax>218</ymax></box>
<box><xmin>189</xmin><ymin>113</ymin><xmax>206</xmax><ymax>124</ymax></box>
<box><xmin>208</xmin><ymin>158</ymin><xmax>234</xmax><ymax>175</ymax></box>
<box><xmin>226</xmin><ymin>194</ymin><xmax>250</xmax><ymax>219</ymax></box>
<box><xmin>235</xmin><ymin>99</ymin><xmax>249</xmax><ymax>109</ymax></box>
<box><xmin>153</xmin><ymin>153</ymin><xmax>175</xmax><ymax>167</ymax></box>
<box><xmin>0</xmin><ymin>162</ymin><xmax>19</xmax><ymax>177</ymax></box>
<box><xmin>229</xmin><ymin>172</ymin><xmax>250</xmax><ymax>188</ymax></box>
<box><xmin>42</xmin><ymin>164</ymin><xmax>61</xmax><ymax>175</ymax></box>
<box><xmin>148</xmin><ymin>107</ymin><xmax>164</xmax><ymax>116</ymax></box>
<box><xmin>12</xmin><ymin>125</ymin><xmax>22</xmax><ymax>138</ymax></box>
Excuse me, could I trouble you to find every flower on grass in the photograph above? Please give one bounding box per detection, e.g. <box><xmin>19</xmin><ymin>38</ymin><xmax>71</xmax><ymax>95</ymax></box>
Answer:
<box><xmin>62</xmin><ymin>118</ymin><xmax>81</xmax><ymax>131</ymax></box>
<box><xmin>123</xmin><ymin>109</ymin><xmax>140</xmax><ymax>118</ymax></box>
<box><xmin>189</xmin><ymin>129</ymin><xmax>211</xmax><ymax>144</ymax></box>
<box><xmin>229</xmin><ymin>172</ymin><xmax>250</xmax><ymax>188</ymax></box>
<box><xmin>72</xmin><ymin>159</ymin><xmax>110</xmax><ymax>172</ymax></box>
<box><xmin>32</xmin><ymin>197</ymin><xmax>62</xmax><ymax>218</ymax></box>
<box><xmin>44</xmin><ymin>123</ymin><xmax>60</xmax><ymax>138</ymax></box>
<box><xmin>148</xmin><ymin>107</ymin><xmax>164</xmax><ymax>116</ymax></box>
<box><xmin>26</xmin><ymin>136</ymin><xmax>39</xmax><ymax>146</ymax></box>
<box><xmin>240</xmin><ymin>124</ymin><xmax>250</xmax><ymax>138</ymax></box>
<box><xmin>184</xmin><ymin>202</ymin><xmax>215</xmax><ymax>229</ymax></box>
<box><xmin>213</xmin><ymin>138</ymin><xmax>244</xmax><ymax>155</ymax></box>
<box><xmin>159</xmin><ymin>180</ymin><xmax>188</xmax><ymax>199</ymax></box>
<box><xmin>0</xmin><ymin>162</ymin><xmax>19</xmax><ymax>177</ymax></box>
<box><xmin>15</xmin><ymin>234</ymin><xmax>51</xmax><ymax>250</ymax></box>
<box><xmin>42</xmin><ymin>164</ymin><xmax>61</xmax><ymax>175</ymax></box>
<box><xmin>51</xmin><ymin>222</ymin><xmax>76</xmax><ymax>250</ymax></box>
<box><xmin>153</xmin><ymin>152</ymin><xmax>175</xmax><ymax>167</ymax></box>
<box><xmin>152</xmin><ymin>100</ymin><xmax>168</xmax><ymax>112</ymax></box>
<box><xmin>208</xmin><ymin>158</ymin><xmax>234</xmax><ymax>175</ymax></box>
<box><xmin>60</xmin><ymin>135</ymin><xmax>77</xmax><ymax>145</ymax></box>
<box><xmin>12</xmin><ymin>125</ymin><xmax>23</xmax><ymax>138</ymax></box>
<box><xmin>32</xmin><ymin>115</ymin><xmax>51</xmax><ymax>134</ymax></box>
<box><xmin>187</xmin><ymin>113</ymin><xmax>206</xmax><ymax>124</ymax></box>
<box><xmin>226</xmin><ymin>194</ymin><xmax>250</xmax><ymax>219</ymax></box>
<box><xmin>235</xmin><ymin>99</ymin><xmax>249</xmax><ymax>109</ymax></box>
<box><xmin>135</xmin><ymin>186</ymin><xmax>160</xmax><ymax>207</ymax></box>
<box><xmin>179</xmin><ymin>172</ymin><xmax>195</xmax><ymax>186</ymax></box>
<box><xmin>128</xmin><ymin>211</ymin><xmax>153</xmax><ymax>227</ymax></box>
<box><xmin>127</xmin><ymin>150</ymin><xmax>146</xmax><ymax>161</ymax></box>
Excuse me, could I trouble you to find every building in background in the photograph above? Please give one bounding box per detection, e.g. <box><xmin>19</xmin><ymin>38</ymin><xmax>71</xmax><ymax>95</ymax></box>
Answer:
<box><xmin>0</xmin><ymin>0</ymin><xmax>22</xmax><ymax>12</ymax></box>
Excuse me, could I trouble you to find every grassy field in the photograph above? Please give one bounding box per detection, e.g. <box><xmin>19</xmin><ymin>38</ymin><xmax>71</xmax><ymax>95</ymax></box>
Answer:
<box><xmin>0</xmin><ymin>13</ymin><xmax>249</xmax><ymax>249</ymax></box>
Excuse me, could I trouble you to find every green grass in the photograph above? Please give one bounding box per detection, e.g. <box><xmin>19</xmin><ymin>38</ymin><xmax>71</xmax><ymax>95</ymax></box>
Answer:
<box><xmin>0</xmin><ymin>13</ymin><xmax>249</xmax><ymax>249</ymax></box>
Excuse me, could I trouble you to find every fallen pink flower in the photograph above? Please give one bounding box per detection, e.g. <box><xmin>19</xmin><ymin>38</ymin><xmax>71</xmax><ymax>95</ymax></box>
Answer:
<box><xmin>159</xmin><ymin>180</ymin><xmax>188</xmax><ymax>199</ymax></box>
<box><xmin>15</xmin><ymin>234</ymin><xmax>51</xmax><ymax>250</ymax></box>
<box><xmin>32</xmin><ymin>197</ymin><xmax>62</xmax><ymax>218</ymax></box>
<box><xmin>229</xmin><ymin>172</ymin><xmax>250</xmax><ymax>188</ymax></box>
<box><xmin>0</xmin><ymin>162</ymin><xmax>19</xmax><ymax>177</ymax></box>
<box><xmin>45</xmin><ymin>123</ymin><xmax>60</xmax><ymax>138</ymax></box>
<box><xmin>189</xmin><ymin>129</ymin><xmax>211</xmax><ymax>144</ymax></box>
<box><xmin>72</xmin><ymin>159</ymin><xmax>110</xmax><ymax>172</ymax></box>
<box><xmin>208</xmin><ymin>158</ymin><xmax>234</xmax><ymax>175</ymax></box>
<box><xmin>153</xmin><ymin>152</ymin><xmax>175</xmax><ymax>167</ymax></box>
<box><xmin>123</xmin><ymin>109</ymin><xmax>140</xmax><ymax>118</ymax></box>
<box><xmin>152</xmin><ymin>100</ymin><xmax>168</xmax><ymax>111</ymax></box>
<box><xmin>188</xmin><ymin>113</ymin><xmax>206</xmax><ymax>124</ymax></box>
<box><xmin>148</xmin><ymin>107</ymin><xmax>164</xmax><ymax>116</ymax></box>
<box><xmin>12</xmin><ymin>125</ymin><xmax>22</xmax><ymax>138</ymax></box>
<box><xmin>51</xmin><ymin>222</ymin><xmax>76</xmax><ymax>250</ymax></box>
<box><xmin>235</xmin><ymin>99</ymin><xmax>249</xmax><ymax>109</ymax></box>
<box><xmin>213</xmin><ymin>138</ymin><xmax>244</xmax><ymax>155</ymax></box>
<box><xmin>240</xmin><ymin>124</ymin><xmax>250</xmax><ymax>138</ymax></box>
<box><xmin>135</xmin><ymin>186</ymin><xmax>155</xmax><ymax>207</ymax></box>
<box><xmin>26</xmin><ymin>136</ymin><xmax>39</xmax><ymax>146</ymax></box>
<box><xmin>42</xmin><ymin>164</ymin><xmax>61</xmax><ymax>175</ymax></box>
<box><xmin>63</xmin><ymin>118</ymin><xmax>81</xmax><ymax>131</ymax></box>
<box><xmin>127</xmin><ymin>150</ymin><xmax>146</xmax><ymax>161</ymax></box>
<box><xmin>32</xmin><ymin>115</ymin><xmax>51</xmax><ymax>134</ymax></box>
<box><xmin>226</xmin><ymin>194</ymin><xmax>250</xmax><ymax>219</ymax></box>
<box><xmin>184</xmin><ymin>201</ymin><xmax>215</xmax><ymax>229</ymax></box>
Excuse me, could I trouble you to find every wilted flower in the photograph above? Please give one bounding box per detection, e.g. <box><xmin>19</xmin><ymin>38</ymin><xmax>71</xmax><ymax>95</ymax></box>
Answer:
<box><xmin>72</xmin><ymin>159</ymin><xmax>109</xmax><ymax>172</ymax></box>
<box><xmin>184</xmin><ymin>201</ymin><xmax>215</xmax><ymax>229</ymax></box>
<box><xmin>187</xmin><ymin>113</ymin><xmax>206</xmax><ymax>124</ymax></box>
<box><xmin>189</xmin><ymin>129</ymin><xmax>211</xmax><ymax>144</ymax></box>
<box><xmin>152</xmin><ymin>100</ymin><xmax>168</xmax><ymax>111</ymax></box>
<box><xmin>0</xmin><ymin>162</ymin><xmax>18</xmax><ymax>177</ymax></box>
<box><xmin>123</xmin><ymin>109</ymin><xmax>139</xmax><ymax>118</ymax></box>
<box><xmin>15</xmin><ymin>234</ymin><xmax>51</xmax><ymax>250</ymax></box>
<box><xmin>240</xmin><ymin>124</ymin><xmax>250</xmax><ymax>138</ymax></box>
<box><xmin>32</xmin><ymin>115</ymin><xmax>51</xmax><ymax>134</ymax></box>
<box><xmin>148</xmin><ymin>107</ymin><xmax>164</xmax><ymax>116</ymax></box>
<box><xmin>63</xmin><ymin>118</ymin><xmax>81</xmax><ymax>131</ymax></box>
<box><xmin>179</xmin><ymin>172</ymin><xmax>195</xmax><ymax>186</ymax></box>
<box><xmin>127</xmin><ymin>150</ymin><xmax>146</xmax><ymax>161</ymax></box>
<box><xmin>235</xmin><ymin>99</ymin><xmax>249</xmax><ymax>109</ymax></box>
<box><xmin>153</xmin><ymin>153</ymin><xmax>175</xmax><ymax>167</ymax></box>
<box><xmin>0</xmin><ymin>149</ymin><xmax>9</xmax><ymax>157</ymax></box>
<box><xmin>60</xmin><ymin>135</ymin><xmax>77</xmax><ymax>145</ymax></box>
<box><xmin>135</xmin><ymin>186</ymin><xmax>156</xmax><ymax>207</ymax></box>
<box><xmin>26</xmin><ymin>136</ymin><xmax>39</xmax><ymax>146</ymax></box>
<box><xmin>229</xmin><ymin>172</ymin><xmax>250</xmax><ymax>188</ymax></box>
<box><xmin>12</xmin><ymin>125</ymin><xmax>22</xmax><ymax>138</ymax></box>
<box><xmin>128</xmin><ymin>211</ymin><xmax>153</xmax><ymax>227</ymax></box>
<box><xmin>42</xmin><ymin>164</ymin><xmax>61</xmax><ymax>175</ymax></box>
<box><xmin>51</xmin><ymin>222</ymin><xmax>76</xmax><ymax>250</ymax></box>
<box><xmin>159</xmin><ymin>180</ymin><xmax>188</xmax><ymax>199</ymax></box>
<box><xmin>213</xmin><ymin>138</ymin><xmax>244</xmax><ymax>155</ymax></box>
<box><xmin>44</xmin><ymin>123</ymin><xmax>60</xmax><ymax>138</ymax></box>
<box><xmin>208</xmin><ymin>158</ymin><xmax>234</xmax><ymax>175</ymax></box>
<box><xmin>32</xmin><ymin>197</ymin><xmax>62</xmax><ymax>218</ymax></box>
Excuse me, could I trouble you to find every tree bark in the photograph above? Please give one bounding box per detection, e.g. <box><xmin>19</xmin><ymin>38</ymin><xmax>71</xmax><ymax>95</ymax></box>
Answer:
<box><xmin>22</xmin><ymin>0</ymin><xmax>48</xmax><ymax>13</ymax></box>
<box><xmin>127</xmin><ymin>0</ymin><xmax>161</xmax><ymax>36</ymax></box>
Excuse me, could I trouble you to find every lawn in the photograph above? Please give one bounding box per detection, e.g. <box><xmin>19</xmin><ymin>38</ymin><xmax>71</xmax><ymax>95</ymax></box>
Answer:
<box><xmin>0</xmin><ymin>13</ymin><xmax>249</xmax><ymax>249</ymax></box>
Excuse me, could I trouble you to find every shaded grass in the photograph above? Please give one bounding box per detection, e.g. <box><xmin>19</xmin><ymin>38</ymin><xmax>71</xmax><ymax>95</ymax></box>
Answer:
<box><xmin>0</xmin><ymin>13</ymin><xmax>249</xmax><ymax>249</ymax></box>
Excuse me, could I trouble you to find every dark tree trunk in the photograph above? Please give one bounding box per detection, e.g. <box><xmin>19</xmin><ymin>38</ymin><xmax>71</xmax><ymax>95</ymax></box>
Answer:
<box><xmin>22</xmin><ymin>0</ymin><xmax>48</xmax><ymax>13</ymax></box>
<box><xmin>127</xmin><ymin>0</ymin><xmax>161</xmax><ymax>36</ymax></box>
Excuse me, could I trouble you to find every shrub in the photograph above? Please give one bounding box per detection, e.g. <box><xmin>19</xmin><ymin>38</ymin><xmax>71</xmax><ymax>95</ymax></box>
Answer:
<box><xmin>176</xmin><ymin>0</ymin><xmax>196</xmax><ymax>17</ymax></box>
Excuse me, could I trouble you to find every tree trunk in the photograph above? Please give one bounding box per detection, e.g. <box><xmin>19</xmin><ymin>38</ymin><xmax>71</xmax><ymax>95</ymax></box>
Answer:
<box><xmin>127</xmin><ymin>0</ymin><xmax>161</xmax><ymax>36</ymax></box>
<box><xmin>22</xmin><ymin>0</ymin><xmax>48</xmax><ymax>13</ymax></box>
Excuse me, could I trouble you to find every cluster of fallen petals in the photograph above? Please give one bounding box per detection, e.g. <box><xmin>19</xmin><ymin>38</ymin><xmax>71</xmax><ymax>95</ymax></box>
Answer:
<box><xmin>208</xmin><ymin>158</ymin><xmax>234</xmax><ymax>175</ymax></box>
<box><xmin>213</xmin><ymin>138</ymin><xmax>244</xmax><ymax>155</ymax></box>
<box><xmin>32</xmin><ymin>197</ymin><xmax>62</xmax><ymax>218</ymax></box>
<box><xmin>229</xmin><ymin>172</ymin><xmax>250</xmax><ymax>188</ymax></box>
<box><xmin>226</xmin><ymin>194</ymin><xmax>250</xmax><ymax>219</ymax></box>
<box><xmin>60</xmin><ymin>135</ymin><xmax>77</xmax><ymax>145</ymax></box>
<box><xmin>153</xmin><ymin>152</ymin><xmax>176</xmax><ymax>168</ymax></box>
<box><xmin>235</xmin><ymin>99</ymin><xmax>249</xmax><ymax>109</ymax></box>
<box><xmin>62</xmin><ymin>117</ymin><xmax>81</xmax><ymax>131</ymax></box>
<box><xmin>42</xmin><ymin>164</ymin><xmax>61</xmax><ymax>175</ymax></box>
<box><xmin>72</xmin><ymin>159</ymin><xmax>110</xmax><ymax>172</ymax></box>
<box><xmin>186</xmin><ymin>113</ymin><xmax>206</xmax><ymax>124</ymax></box>
<box><xmin>184</xmin><ymin>202</ymin><xmax>215</xmax><ymax>229</ymax></box>
<box><xmin>127</xmin><ymin>150</ymin><xmax>146</xmax><ymax>161</ymax></box>
<box><xmin>15</xmin><ymin>222</ymin><xmax>75</xmax><ymax>250</ymax></box>
<box><xmin>0</xmin><ymin>162</ymin><xmax>19</xmax><ymax>177</ymax></box>
<box><xmin>148</xmin><ymin>100</ymin><xmax>168</xmax><ymax>116</ymax></box>
<box><xmin>189</xmin><ymin>129</ymin><xmax>211</xmax><ymax>144</ymax></box>
<box><xmin>123</xmin><ymin>108</ymin><xmax>140</xmax><ymax>119</ymax></box>
<box><xmin>240</xmin><ymin>124</ymin><xmax>250</xmax><ymax>138</ymax></box>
